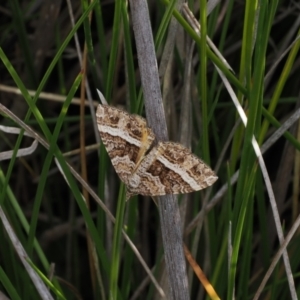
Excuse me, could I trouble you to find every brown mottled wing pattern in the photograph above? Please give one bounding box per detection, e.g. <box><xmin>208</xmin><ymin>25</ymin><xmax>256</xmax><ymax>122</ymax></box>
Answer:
<box><xmin>127</xmin><ymin>142</ymin><xmax>218</xmax><ymax>196</ymax></box>
<box><xmin>96</xmin><ymin>104</ymin><xmax>155</xmax><ymax>185</ymax></box>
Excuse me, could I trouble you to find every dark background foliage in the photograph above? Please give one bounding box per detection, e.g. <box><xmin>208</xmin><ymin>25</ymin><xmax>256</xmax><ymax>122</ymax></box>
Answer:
<box><xmin>1</xmin><ymin>0</ymin><xmax>300</xmax><ymax>299</ymax></box>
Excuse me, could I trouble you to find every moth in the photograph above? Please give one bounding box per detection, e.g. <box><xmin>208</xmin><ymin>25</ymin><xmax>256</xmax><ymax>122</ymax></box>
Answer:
<box><xmin>96</xmin><ymin>104</ymin><xmax>217</xmax><ymax>200</ymax></box>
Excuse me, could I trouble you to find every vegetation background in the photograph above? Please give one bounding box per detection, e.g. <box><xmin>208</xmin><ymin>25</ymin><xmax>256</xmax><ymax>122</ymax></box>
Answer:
<box><xmin>0</xmin><ymin>0</ymin><xmax>300</xmax><ymax>299</ymax></box>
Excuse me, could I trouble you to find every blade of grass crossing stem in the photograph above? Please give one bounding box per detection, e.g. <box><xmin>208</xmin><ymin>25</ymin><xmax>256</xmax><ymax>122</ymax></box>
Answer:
<box><xmin>0</xmin><ymin>181</ymin><xmax>60</xmax><ymax>297</ymax></box>
<box><xmin>50</xmin><ymin>144</ymin><xmax>113</xmax><ymax>279</ymax></box>
<box><xmin>232</xmin><ymin>19</ymin><xmax>270</xmax><ymax>297</ymax></box>
<box><xmin>261</xmin><ymin>108</ymin><xmax>300</xmax><ymax>151</ymax></box>
<box><xmin>232</xmin><ymin>8</ymin><xmax>270</xmax><ymax>296</ymax></box>
<box><xmin>251</xmin><ymin>0</ymin><xmax>272</xmax><ymax>136</ymax></box>
<box><xmin>0</xmin><ymin>170</ymin><xmax>58</xmax><ymax>289</ymax></box>
<box><xmin>26</xmin><ymin>259</ymin><xmax>66</xmax><ymax>300</ymax></box>
<box><xmin>0</xmin><ymin>48</ymin><xmax>111</xmax><ymax>281</ymax></box>
<box><xmin>0</xmin><ymin>1</ymin><xmax>96</xmax><ymax>203</ymax></box>
<box><xmin>228</xmin><ymin>0</ymin><xmax>255</xmax><ymax>172</ymax></box>
<box><xmin>160</xmin><ymin>0</ymin><xmax>247</xmax><ymax>95</ymax></box>
<box><xmin>232</xmin><ymin>0</ymin><xmax>268</xmax><ymax>223</ymax></box>
<box><xmin>0</xmin><ymin>213</ymin><xmax>24</xmax><ymax>294</ymax></box>
<box><xmin>27</xmin><ymin>73</ymin><xmax>83</xmax><ymax>253</ymax></box>
<box><xmin>231</xmin><ymin>3</ymin><xmax>256</xmax><ymax>169</ymax></box>
<box><xmin>233</xmin><ymin>1</ymin><xmax>261</xmax><ymax>221</ymax></box>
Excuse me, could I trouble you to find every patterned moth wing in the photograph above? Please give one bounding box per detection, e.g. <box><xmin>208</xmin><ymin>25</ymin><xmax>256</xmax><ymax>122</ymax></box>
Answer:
<box><xmin>127</xmin><ymin>142</ymin><xmax>218</xmax><ymax>197</ymax></box>
<box><xmin>96</xmin><ymin>104</ymin><xmax>155</xmax><ymax>185</ymax></box>
<box><xmin>96</xmin><ymin>104</ymin><xmax>218</xmax><ymax>199</ymax></box>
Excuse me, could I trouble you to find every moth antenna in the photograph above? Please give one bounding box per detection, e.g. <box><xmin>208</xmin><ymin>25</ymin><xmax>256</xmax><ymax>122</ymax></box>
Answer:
<box><xmin>96</xmin><ymin>89</ymin><xmax>108</xmax><ymax>105</ymax></box>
